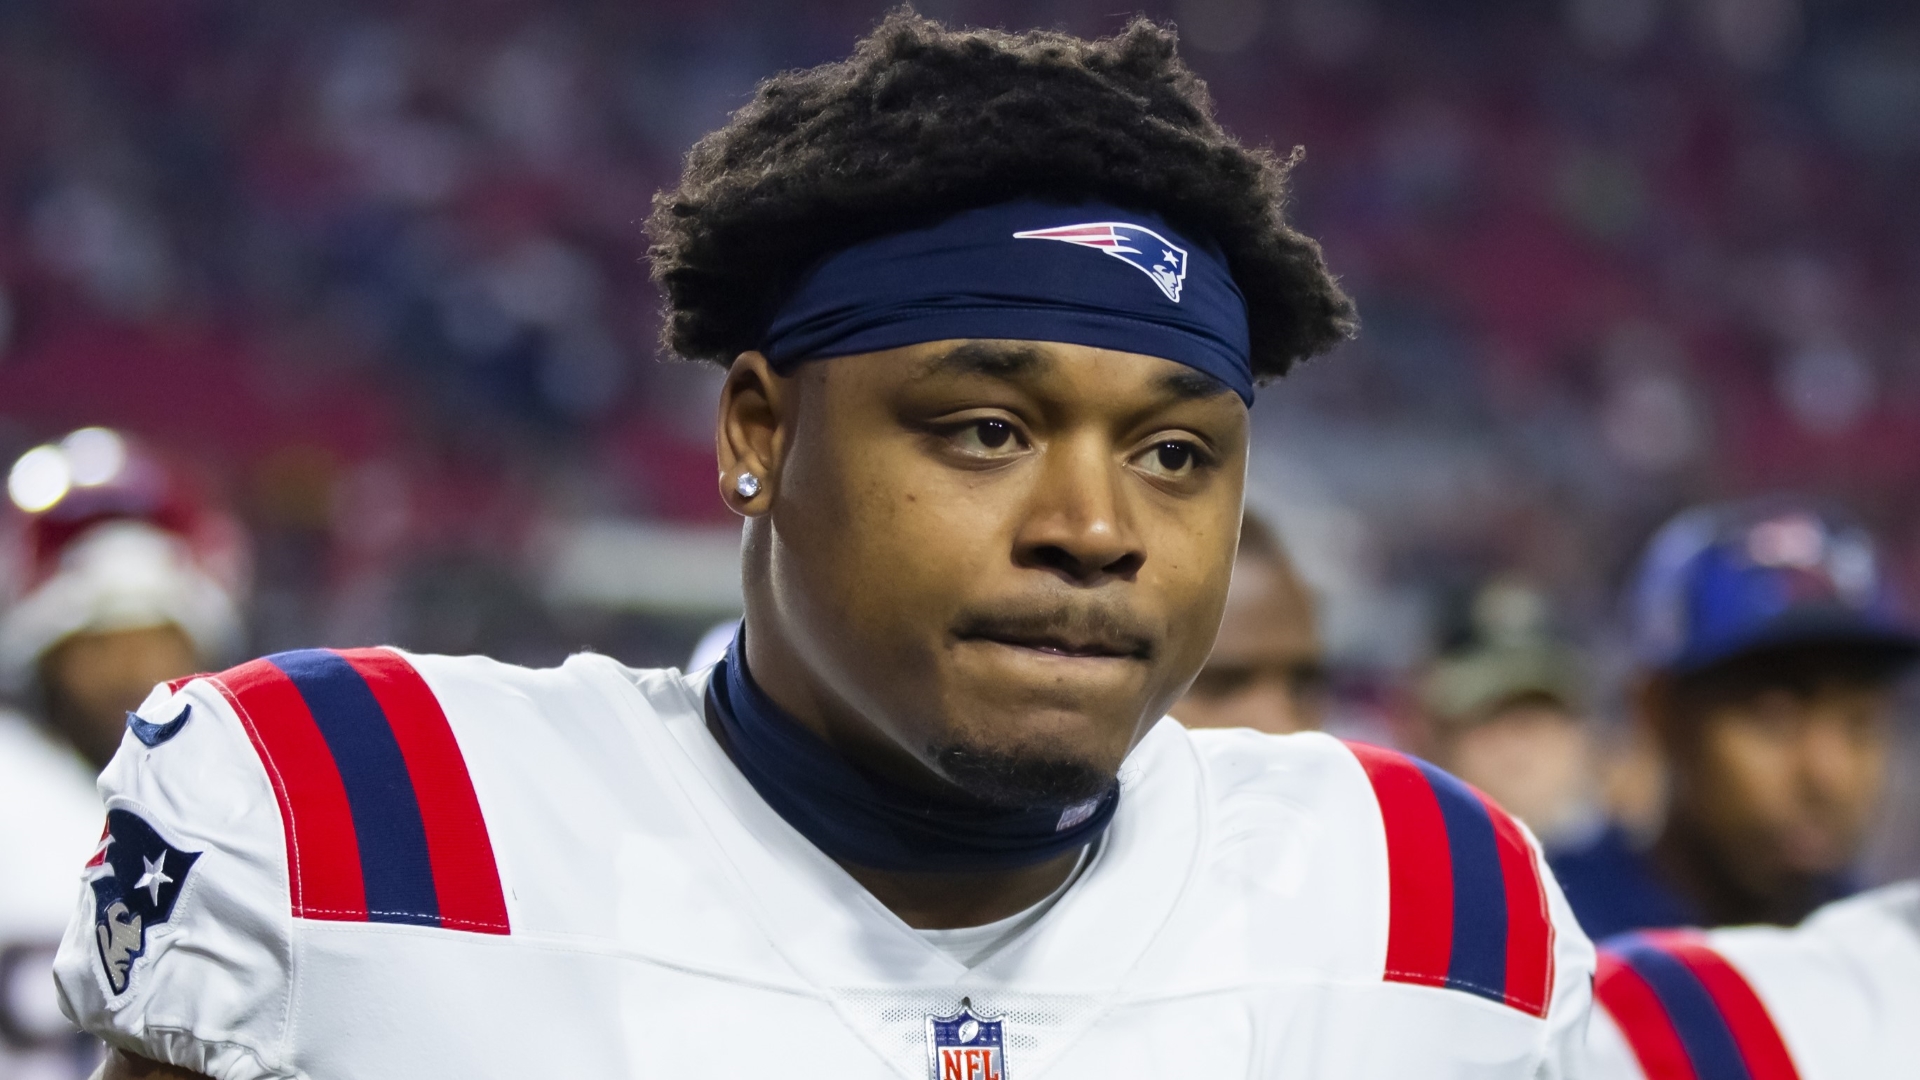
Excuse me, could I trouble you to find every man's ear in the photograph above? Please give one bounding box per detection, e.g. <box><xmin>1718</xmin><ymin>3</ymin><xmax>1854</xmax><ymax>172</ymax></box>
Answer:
<box><xmin>716</xmin><ymin>351</ymin><xmax>789</xmax><ymax>518</ymax></box>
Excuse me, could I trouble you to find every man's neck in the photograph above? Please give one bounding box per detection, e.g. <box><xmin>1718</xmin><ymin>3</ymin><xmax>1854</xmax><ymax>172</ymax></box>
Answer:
<box><xmin>702</xmin><ymin>706</ymin><xmax>1086</xmax><ymax>929</ymax></box>
<box><xmin>725</xmin><ymin>619</ymin><xmax>1111</xmax><ymax>928</ymax></box>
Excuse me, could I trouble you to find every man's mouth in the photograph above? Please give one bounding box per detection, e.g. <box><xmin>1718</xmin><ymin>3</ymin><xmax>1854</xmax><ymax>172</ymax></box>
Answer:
<box><xmin>973</xmin><ymin>632</ymin><xmax>1145</xmax><ymax>660</ymax></box>
<box><xmin>954</xmin><ymin>622</ymin><xmax>1154</xmax><ymax>662</ymax></box>
<box><xmin>950</xmin><ymin>604</ymin><xmax>1157</xmax><ymax>663</ymax></box>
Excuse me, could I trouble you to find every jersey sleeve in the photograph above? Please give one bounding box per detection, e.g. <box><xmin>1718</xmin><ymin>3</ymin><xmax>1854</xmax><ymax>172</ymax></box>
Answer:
<box><xmin>52</xmin><ymin>673</ymin><xmax>297</xmax><ymax>1080</ymax></box>
<box><xmin>1537</xmin><ymin>862</ymin><xmax>1598</xmax><ymax>1079</ymax></box>
<box><xmin>1339</xmin><ymin>741</ymin><xmax>1597</xmax><ymax>1074</ymax></box>
<box><xmin>1590</xmin><ymin>930</ymin><xmax>1803</xmax><ymax>1080</ymax></box>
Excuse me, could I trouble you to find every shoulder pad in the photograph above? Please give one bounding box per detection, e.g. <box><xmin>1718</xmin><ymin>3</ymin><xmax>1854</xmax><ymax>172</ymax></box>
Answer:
<box><xmin>204</xmin><ymin>648</ymin><xmax>510</xmax><ymax>934</ymax></box>
<box><xmin>1596</xmin><ymin>930</ymin><xmax>1801</xmax><ymax>1080</ymax></box>
<box><xmin>1343</xmin><ymin>740</ymin><xmax>1555</xmax><ymax>1017</ymax></box>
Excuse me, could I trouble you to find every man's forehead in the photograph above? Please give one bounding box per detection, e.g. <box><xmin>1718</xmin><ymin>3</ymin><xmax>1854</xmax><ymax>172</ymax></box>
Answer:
<box><xmin>906</xmin><ymin>340</ymin><xmax>1236</xmax><ymax>403</ymax></box>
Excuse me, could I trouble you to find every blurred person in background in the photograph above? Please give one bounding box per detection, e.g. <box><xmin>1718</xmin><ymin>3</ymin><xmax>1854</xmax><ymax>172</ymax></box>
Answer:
<box><xmin>1585</xmin><ymin>879</ymin><xmax>1920</xmax><ymax>1079</ymax></box>
<box><xmin>0</xmin><ymin>428</ymin><xmax>246</xmax><ymax>1079</ymax></box>
<box><xmin>2</xmin><ymin>429</ymin><xmax>248</xmax><ymax>768</ymax></box>
<box><xmin>1550</xmin><ymin>500</ymin><xmax>1919</xmax><ymax>940</ymax></box>
<box><xmin>1174</xmin><ymin>509</ymin><xmax>1326</xmax><ymax>734</ymax></box>
<box><xmin>1421</xmin><ymin>580</ymin><xmax>1602</xmax><ymax>847</ymax></box>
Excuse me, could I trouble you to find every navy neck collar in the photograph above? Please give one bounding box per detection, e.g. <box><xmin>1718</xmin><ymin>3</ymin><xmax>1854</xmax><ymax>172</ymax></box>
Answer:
<box><xmin>705</xmin><ymin>630</ymin><xmax>1118</xmax><ymax>874</ymax></box>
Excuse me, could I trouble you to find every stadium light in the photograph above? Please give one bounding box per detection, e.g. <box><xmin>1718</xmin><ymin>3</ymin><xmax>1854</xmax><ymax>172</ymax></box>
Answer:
<box><xmin>7</xmin><ymin>444</ymin><xmax>71</xmax><ymax>513</ymax></box>
<box><xmin>61</xmin><ymin>426</ymin><xmax>128</xmax><ymax>487</ymax></box>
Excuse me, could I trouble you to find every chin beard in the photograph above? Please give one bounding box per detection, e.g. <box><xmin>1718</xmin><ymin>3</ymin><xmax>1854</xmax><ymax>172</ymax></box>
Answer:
<box><xmin>928</xmin><ymin>741</ymin><xmax>1116</xmax><ymax>811</ymax></box>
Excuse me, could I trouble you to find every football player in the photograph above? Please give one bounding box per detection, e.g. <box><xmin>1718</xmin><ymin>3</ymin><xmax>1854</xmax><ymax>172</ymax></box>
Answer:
<box><xmin>64</xmin><ymin>15</ymin><xmax>1595</xmax><ymax>1079</ymax></box>
<box><xmin>1173</xmin><ymin>509</ymin><xmax>1327</xmax><ymax>734</ymax></box>
<box><xmin>1549</xmin><ymin>499</ymin><xmax>1919</xmax><ymax>941</ymax></box>
<box><xmin>1</xmin><ymin>428</ymin><xmax>246</xmax><ymax>1078</ymax></box>
<box><xmin>1585</xmin><ymin>880</ymin><xmax>1920</xmax><ymax>1079</ymax></box>
<box><xmin>1</xmin><ymin>430</ymin><xmax>244</xmax><ymax>773</ymax></box>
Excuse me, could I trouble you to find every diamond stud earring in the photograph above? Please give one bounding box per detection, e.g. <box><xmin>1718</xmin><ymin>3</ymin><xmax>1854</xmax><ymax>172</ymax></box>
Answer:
<box><xmin>734</xmin><ymin>473</ymin><xmax>762</xmax><ymax>499</ymax></box>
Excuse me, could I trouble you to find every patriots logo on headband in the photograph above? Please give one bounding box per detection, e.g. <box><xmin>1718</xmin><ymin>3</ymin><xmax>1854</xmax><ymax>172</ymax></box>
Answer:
<box><xmin>1013</xmin><ymin>222</ymin><xmax>1188</xmax><ymax>302</ymax></box>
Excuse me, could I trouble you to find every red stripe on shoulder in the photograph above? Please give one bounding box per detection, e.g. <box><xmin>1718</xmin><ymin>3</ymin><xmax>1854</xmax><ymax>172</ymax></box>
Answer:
<box><xmin>1597</xmin><ymin>949</ymin><xmax>1700</xmax><ymax>1080</ymax></box>
<box><xmin>337</xmin><ymin>648</ymin><xmax>510</xmax><ymax>935</ymax></box>
<box><xmin>1646</xmin><ymin>932</ymin><xmax>1801</xmax><ymax>1080</ymax></box>
<box><xmin>83</xmin><ymin>821</ymin><xmax>110</xmax><ymax>868</ymax></box>
<box><xmin>1344</xmin><ymin>741</ymin><xmax>1454</xmax><ymax>988</ymax></box>
<box><xmin>165</xmin><ymin>673</ymin><xmax>212</xmax><ymax>695</ymax></box>
<box><xmin>1481</xmin><ymin>792</ymin><xmax>1555</xmax><ymax>1017</ymax></box>
<box><xmin>208</xmin><ymin>657</ymin><xmax>368</xmax><ymax>921</ymax></box>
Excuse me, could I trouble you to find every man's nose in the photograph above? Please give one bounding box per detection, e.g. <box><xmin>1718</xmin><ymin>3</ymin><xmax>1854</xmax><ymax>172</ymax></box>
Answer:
<box><xmin>1011</xmin><ymin>434</ymin><xmax>1145</xmax><ymax>586</ymax></box>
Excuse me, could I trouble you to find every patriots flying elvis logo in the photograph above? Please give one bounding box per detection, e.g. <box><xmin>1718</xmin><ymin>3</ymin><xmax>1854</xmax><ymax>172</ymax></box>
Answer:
<box><xmin>86</xmin><ymin>808</ymin><xmax>200</xmax><ymax>994</ymax></box>
<box><xmin>1013</xmin><ymin>222</ymin><xmax>1188</xmax><ymax>302</ymax></box>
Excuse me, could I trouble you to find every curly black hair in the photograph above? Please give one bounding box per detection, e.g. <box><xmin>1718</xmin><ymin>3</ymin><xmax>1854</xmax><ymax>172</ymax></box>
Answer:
<box><xmin>647</xmin><ymin>9</ymin><xmax>1356</xmax><ymax>381</ymax></box>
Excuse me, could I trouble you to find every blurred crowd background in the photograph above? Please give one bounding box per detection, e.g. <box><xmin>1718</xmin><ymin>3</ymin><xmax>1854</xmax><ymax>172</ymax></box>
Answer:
<box><xmin>3</xmin><ymin>0</ymin><xmax>1919</xmax><ymax>943</ymax></box>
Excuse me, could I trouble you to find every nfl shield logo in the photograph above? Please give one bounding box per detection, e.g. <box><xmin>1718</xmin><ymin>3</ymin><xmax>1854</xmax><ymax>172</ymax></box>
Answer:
<box><xmin>926</xmin><ymin>998</ymin><xmax>1008</xmax><ymax>1080</ymax></box>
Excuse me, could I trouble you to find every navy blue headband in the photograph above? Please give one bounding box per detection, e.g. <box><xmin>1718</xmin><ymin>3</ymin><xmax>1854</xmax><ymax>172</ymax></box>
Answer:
<box><xmin>760</xmin><ymin>200</ymin><xmax>1254</xmax><ymax>404</ymax></box>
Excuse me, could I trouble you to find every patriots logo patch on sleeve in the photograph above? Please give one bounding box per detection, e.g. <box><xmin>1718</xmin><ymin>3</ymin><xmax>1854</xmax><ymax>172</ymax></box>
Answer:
<box><xmin>87</xmin><ymin>809</ymin><xmax>200</xmax><ymax>994</ymax></box>
<box><xmin>1012</xmin><ymin>222</ymin><xmax>1189</xmax><ymax>302</ymax></box>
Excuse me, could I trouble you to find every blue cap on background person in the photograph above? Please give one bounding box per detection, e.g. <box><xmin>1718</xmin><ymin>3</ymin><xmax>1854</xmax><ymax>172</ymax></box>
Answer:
<box><xmin>1629</xmin><ymin>498</ymin><xmax>1920</xmax><ymax>675</ymax></box>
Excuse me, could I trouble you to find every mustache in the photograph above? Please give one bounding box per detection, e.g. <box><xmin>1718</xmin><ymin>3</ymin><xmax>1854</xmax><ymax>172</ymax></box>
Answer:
<box><xmin>950</xmin><ymin>601</ymin><xmax>1158</xmax><ymax>660</ymax></box>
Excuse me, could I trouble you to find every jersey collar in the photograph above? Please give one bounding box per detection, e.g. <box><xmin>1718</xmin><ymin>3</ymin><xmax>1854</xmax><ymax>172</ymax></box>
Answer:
<box><xmin>596</xmin><ymin>660</ymin><xmax>1203</xmax><ymax>995</ymax></box>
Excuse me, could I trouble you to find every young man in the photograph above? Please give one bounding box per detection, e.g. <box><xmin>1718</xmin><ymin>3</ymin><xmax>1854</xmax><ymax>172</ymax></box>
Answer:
<box><xmin>62</xmin><ymin>16</ymin><xmax>1593</xmax><ymax>1079</ymax></box>
<box><xmin>1550</xmin><ymin>500</ymin><xmax>1919</xmax><ymax>939</ymax></box>
<box><xmin>1585</xmin><ymin>880</ymin><xmax>1920</xmax><ymax>1079</ymax></box>
<box><xmin>3</xmin><ymin>428</ymin><xmax>245</xmax><ymax>774</ymax></box>
<box><xmin>0</xmin><ymin>429</ymin><xmax>245</xmax><ymax>1079</ymax></box>
<box><xmin>1173</xmin><ymin>510</ymin><xmax>1327</xmax><ymax>734</ymax></box>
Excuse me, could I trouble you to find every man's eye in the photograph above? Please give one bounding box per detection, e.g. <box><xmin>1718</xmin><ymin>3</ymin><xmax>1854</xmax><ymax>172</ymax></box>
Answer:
<box><xmin>952</xmin><ymin>419</ymin><xmax>1021</xmax><ymax>455</ymax></box>
<box><xmin>1137</xmin><ymin>440</ymin><xmax>1202</xmax><ymax>478</ymax></box>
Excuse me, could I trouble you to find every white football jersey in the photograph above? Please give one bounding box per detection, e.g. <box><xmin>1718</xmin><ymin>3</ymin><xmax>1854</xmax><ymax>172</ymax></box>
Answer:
<box><xmin>56</xmin><ymin>647</ymin><xmax>1594</xmax><ymax>1079</ymax></box>
<box><xmin>1586</xmin><ymin>881</ymin><xmax>1920</xmax><ymax>1080</ymax></box>
<box><xmin>0</xmin><ymin>710</ymin><xmax>105</xmax><ymax>1079</ymax></box>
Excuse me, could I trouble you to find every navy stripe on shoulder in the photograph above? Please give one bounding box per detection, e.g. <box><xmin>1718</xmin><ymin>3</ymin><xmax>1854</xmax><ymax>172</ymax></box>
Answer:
<box><xmin>1414</xmin><ymin>760</ymin><xmax>1511</xmax><ymax>1004</ymax></box>
<box><xmin>270</xmin><ymin>649</ymin><xmax>440</xmax><ymax>927</ymax></box>
<box><xmin>1610</xmin><ymin>935</ymin><xmax>1754</xmax><ymax>1080</ymax></box>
